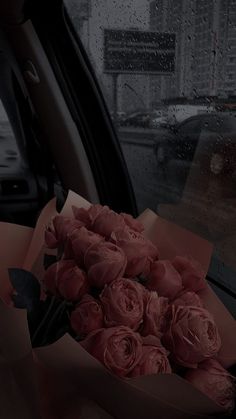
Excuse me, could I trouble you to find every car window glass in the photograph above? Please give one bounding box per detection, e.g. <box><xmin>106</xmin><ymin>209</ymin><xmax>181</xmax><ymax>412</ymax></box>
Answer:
<box><xmin>0</xmin><ymin>99</ymin><xmax>20</xmax><ymax>174</ymax></box>
<box><xmin>64</xmin><ymin>0</ymin><xmax>236</xmax><ymax>316</ymax></box>
<box><xmin>202</xmin><ymin>114</ymin><xmax>236</xmax><ymax>133</ymax></box>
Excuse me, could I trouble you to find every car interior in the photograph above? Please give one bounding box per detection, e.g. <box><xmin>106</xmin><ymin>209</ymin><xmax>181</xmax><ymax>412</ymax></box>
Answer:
<box><xmin>0</xmin><ymin>1</ymin><xmax>236</xmax><ymax>410</ymax></box>
<box><xmin>0</xmin><ymin>0</ymin><xmax>137</xmax><ymax>229</ymax></box>
<box><xmin>0</xmin><ymin>0</ymin><xmax>235</xmax><ymax>303</ymax></box>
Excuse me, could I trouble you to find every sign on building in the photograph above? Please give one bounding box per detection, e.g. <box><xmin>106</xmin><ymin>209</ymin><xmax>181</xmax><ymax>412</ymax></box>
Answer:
<box><xmin>104</xmin><ymin>29</ymin><xmax>175</xmax><ymax>74</ymax></box>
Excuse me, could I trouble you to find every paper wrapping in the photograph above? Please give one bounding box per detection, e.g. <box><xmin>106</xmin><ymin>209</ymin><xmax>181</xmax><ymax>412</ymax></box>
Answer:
<box><xmin>0</xmin><ymin>222</ymin><xmax>41</xmax><ymax>418</ymax></box>
<box><xmin>1</xmin><ymin>190</ymin><xmax>236</xmax><ymax>418</ymax></box>
<box><xmin>0</xmin><ymin>297</ymin><xmax>41</xmax><ymax>418</ymax></box>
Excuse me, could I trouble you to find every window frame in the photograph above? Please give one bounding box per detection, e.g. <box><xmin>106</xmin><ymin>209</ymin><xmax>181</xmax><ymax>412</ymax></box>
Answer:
<box><xmin>24</xmin><ymin>0</ymin><xmax>138</xmax><ymax>216</ymax></box>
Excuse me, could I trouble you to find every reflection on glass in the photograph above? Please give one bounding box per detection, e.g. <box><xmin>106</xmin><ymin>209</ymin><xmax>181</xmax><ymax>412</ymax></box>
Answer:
<box><xmin>64</xmin><ymin>0</ymin><xmax>236</xmax><ymax>313</ymax></box>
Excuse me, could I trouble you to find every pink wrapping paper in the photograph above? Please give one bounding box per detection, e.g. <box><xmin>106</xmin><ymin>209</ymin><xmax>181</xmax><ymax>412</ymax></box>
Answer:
<box><xmin>1</xmin><ymin>190</ymin><xmax>236</xmax><ymax>418</ymax></box>
<box><xmin>35</xmin><ymin>334</ymin><xmax>222</xmax><ymax>419</ymax></box>
<box><xmin>0</xmin><ymin>299</ymin><xmax>41</xmax><ymax>418</ymax></box>
<box><xmin>138</xmin><ymin>208</ymin><xmax>236</xmax><ymax>369</ymax></box>
<box><xmin>0</xmin><ymin>222</ymin><xmax>40</xmax><ymax>418</ymax></box>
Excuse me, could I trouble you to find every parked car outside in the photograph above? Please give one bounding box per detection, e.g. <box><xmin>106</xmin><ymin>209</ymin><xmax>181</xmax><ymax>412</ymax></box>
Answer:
<box><xmin>166</xmin><ymin>104</ymin><xmax>215</xmax><ymax>125</ymax></box>
<box><xmin>154</xmin><ymin>112</ymin><xmax>236</xmax><ymax>198</ymax></box>
<box><xmin>121</xmin><ymin>109</ymin><xmax>167</xmax><ymax>128</ymax></box>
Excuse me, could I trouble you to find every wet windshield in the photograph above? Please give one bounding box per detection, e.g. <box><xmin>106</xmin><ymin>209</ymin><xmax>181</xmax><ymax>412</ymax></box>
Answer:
<box><xmin>64</xmin><ymin>0</ymin><xmax>236</xmax><ymax>316</ymax></box>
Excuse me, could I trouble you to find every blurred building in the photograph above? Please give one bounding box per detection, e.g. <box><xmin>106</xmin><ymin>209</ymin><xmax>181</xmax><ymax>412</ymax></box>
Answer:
<box><xmin>218</xmin><ymin>0</ymin><xmax>236</xmax><ymax>98</ymax></box>
<box><xmin>65</xmin><ymin>0</ymin><xmax>151</xmax><ymax>113</ymax></box>
<box><xmin>149</xmin><ymin>0</ymin><xmax>196</xmax><ymax>104</ymax></box>
<box><xmin>150</xmin><ymin>0</ymin><xmax>236</xmax><ymax>102</ymax></box>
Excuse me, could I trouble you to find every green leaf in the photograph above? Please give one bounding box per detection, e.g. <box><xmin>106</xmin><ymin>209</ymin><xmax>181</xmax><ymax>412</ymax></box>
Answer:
<box><xmin>8</xmin><ymin>268</ymin><xmax>41</xmax><ymax>312</ymax></box>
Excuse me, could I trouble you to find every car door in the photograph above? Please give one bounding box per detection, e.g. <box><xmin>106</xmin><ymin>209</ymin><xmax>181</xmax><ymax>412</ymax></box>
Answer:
<box><xmin>0</xmin><ymin>0</ymin><xmax>137</xmax><ymax>220</ymax></box>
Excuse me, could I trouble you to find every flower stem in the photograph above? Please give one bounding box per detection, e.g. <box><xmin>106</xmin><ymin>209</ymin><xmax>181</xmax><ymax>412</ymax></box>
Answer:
<box><xmin>31</xmin><ymin>296</ymin><xmax>56</xmax><ymax>345</ymax></box>
<box><xmin>40</xmin><ymin>300</ymin><xmax>68</xmax><ymax>345</ymax></box>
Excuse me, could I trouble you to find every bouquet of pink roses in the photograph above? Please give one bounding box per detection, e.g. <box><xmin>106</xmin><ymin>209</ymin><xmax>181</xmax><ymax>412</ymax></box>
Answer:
<box><xmin>1</xmin><ymin>190</ymin><xmax>236</xmax><ymax>419</ymax></box>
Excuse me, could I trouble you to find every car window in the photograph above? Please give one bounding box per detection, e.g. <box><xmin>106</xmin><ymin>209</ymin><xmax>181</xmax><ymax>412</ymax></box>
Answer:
<box><xmin>0</xmin><ymin>58</ymin><xmax>52</xmax><ymax>227</ymax></box>
<box><xmin>0</xmin><ymin>98</ymin><xmax>27</xmax><ymax>223</ymax></box>
<box><xmin>64</xmin><ymin>0</ymin><xmax>236</xmax><ymax>316</ymax></box>
<box><xmin>0</xmin><ymin>99</ymin><xmax>20</xmax><ymax>173</ymax></box>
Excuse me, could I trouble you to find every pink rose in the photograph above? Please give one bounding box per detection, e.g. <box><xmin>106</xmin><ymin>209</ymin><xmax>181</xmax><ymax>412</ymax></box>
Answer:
<box><xmin>111</xmin><ymin>227</ymin><xmax>159</xmax><ymax>277</ymax></box>
<box><xmin>73</xmin><ymin>204</ymin><xmax>119</xmax><ymax>230</ymax></box>
<box><xmin>84</xmin><ymin>241</ymin><xmax>127</xmax><ymax>288</ymax></box>
<box><xmin>120</xmin><ymin>212</ymin><xmax>144</xmax><ymax>233</ymax></box>
<box><xmin>100</xmin><ymin>278</ymin><xmax>144</xmax><ymax>330</ymax></box>
<box><xmin>172</xmin><ymin>290</ymin><xmax>203</xmax><ymax>308</ymax></box>
<box><xmin>45</xmin><ymin>227</ymin><xmax>59</xmax><ymax>248</ymax></box>
<box><xmin>43</xmin><ymin>260</ymin><xmax>89</xmax><ymax>301</ymax></box>
<box><xmin>147</xmin><ymin>260</ymin><xmax>183</xmax><ymax>300</ymax></box>
<box><xmin>69</xmin><ymin>227</ymin><xmax>104</xmax><ymax>265</ymax></box>
<box><xmin>163</xmin><ymin>305</ymin><xmax>221</xmax><ymax>368</ymax></box>
<box><xmin>72</xmin><ymin>206</ymin><xmax>91</xmax><ymax>226</ymax></box>
<box><xmin>81</xmin><ymin>326</ymin><xmax>142</xmax><ymax>377</ymax></box>
<box><xmin>185</xmin><ymin>359</ymin><xmax>235</xmax><ymax>413</ymax></box>
<box><xmin>172</xmin><ymin>256</ymin><xmax>206</xmax><ymax>292</ymax></box>
<box><xmin>92</xmin><ymin>207</ymin><xmax>126</xmax><ymax>238</ymax></box>
<box><xmin>130</xmin><ymin>336</ymin><xmax>172</xmax><ymax>377</ymax></box>
<box><xmin>88</xmin><ymin>204</ymin><xmax>109</xmax><ymax>224</ymax></box>
<box><xmin>141</xmin><ymin>292</ymin><xmax>169</xmax><ymax>338</ymax></box>
<box><xmin>70</xmin><ymin>295</ymin><xmax>103</xmax><ymax>336</ymax></box>
<box><xmin>45</xmin><ymin>216</ymin><xmax>84</xmax><ymax>249</ymax></box>
<box><xmin>74</xmin><ymin>203</ymin><xmax>126</xmax><ymax>237</ymax></box>
<box><xmin>72</xmin><ymin>204</ymin><xmax>144</xmax><ymax>238</ymax></box>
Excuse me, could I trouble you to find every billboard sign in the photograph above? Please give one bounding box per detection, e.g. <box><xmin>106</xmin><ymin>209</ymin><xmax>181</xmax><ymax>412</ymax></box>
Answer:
<box><xmin>104</xmin><ymin>29</ymin><xmax>175</xmax><ymax>74</ymax></box>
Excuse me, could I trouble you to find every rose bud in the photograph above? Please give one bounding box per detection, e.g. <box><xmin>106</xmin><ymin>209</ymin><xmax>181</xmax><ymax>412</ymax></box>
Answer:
<box><xmin>73</xmin><ymin>203</ymin><xmax>112</xmax><ymax>231</ymax></box>
<box><xmin>62</xmin><ymin>239</ymin><xmax>74</xmax><ymax>260</ymax></box>
<box><xmin>147</xmin><ymin>260</ymin><xmax>183</xmax><ymax>300</ymax></box>
<box><xmin>172</xmin><ymin>256</ymin><xmax>206</xmax><ymax>292</ymax></box>
<box><xmin>163</xmin><ymin>305</ymin><xmax>221</xmax><ymax>368</ymax></box>
<box><xmin>185</xmin><ymin>359</ymin><xmax>235</xmax><ymax>413</ymax></box>
<box><xmin>70</xmin><ymin>295</ymin><xmax>104</xmax><ymax>336</ymax></box>
<box><xmin>111</xmin><ymin>227</ymin><xmax>159</xmax><ymax>277</ymax></box>
<box><xmin>120</xmin><ymin>212</ymin><xmax>144</xmax><ymax>233</ymax></box>
<box><xmin>141</xmin><ymin>292</ymin><xmax>169</xmax><ymax>338</ymax></box>
<box><xmin>92</xmin><ymin>207</ymin><xmax>126</xmax><ymax>238</ymax></box>
<box><xmin>43</xmin><ymin>260</ymin><xmax>89</xmax><ymax>302</ymax></box>
<box><xmin>72</xmin><ymin>206</ymin><xmax>91</xmax><ymax>227</ymax></box>
<box><xmin>172</xmin><ymin>290</ymin><xmax>203</xmax><ymax>308</ymax></box>
<box><xmin>44</xmin><ymin>227</ymin><xmax>59</xmax><ymax>248</ymax></box>
<box><xmin>100</xmin><ymin>278</ymin><xmax>144</xmax><ymax>330</ymax></box>
<box><xmin>43</xmin><ymin>261</ymin><xmax>61</xmax><ymax>295</ymax></box>
<box><xmin>81</xmin><ymin>326</ymin><xmax>142</xmax><ymax>377</ymax></box>
<box><xmin>84</xmin><ymin>242</ymin><xmax>127</xmax><ymax>288</ymax></box>
<box><xmin>45</xmin><ymin>215</ymin><xmax>84</xmax><ymax>249</ymax></box>
<box><xmin>142</xmin><ymin>256</ymin><xmax>154</xmax><ymax>277</ymax></box>
<box><xmin>88</xmin><ymin>204</ymin><xmax>109</xmax><ymax>225</ymax></box>
<box><xmin>130</xmin><ymin>335</ymin><xmax>172</xmax><ymax>377</ymax></box>
<box><xmin>70</xmin><ymin>226</ymin><xmax>104</xmax><ymax>265</ymax></box>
